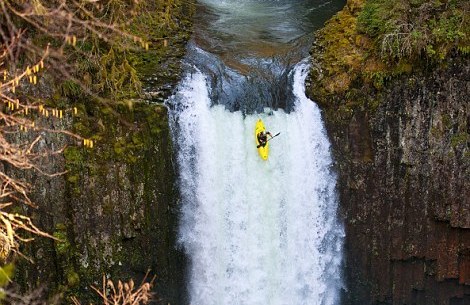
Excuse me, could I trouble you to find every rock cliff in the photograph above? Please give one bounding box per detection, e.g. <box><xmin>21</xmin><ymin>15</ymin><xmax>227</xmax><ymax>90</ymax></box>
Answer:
<box><xmin>307</xmin><ymin>1</ymin><xmax>469</xmax><ymax>304</ymax></box>
<box><xmin>14</xmin><ymin>102</ymin><xmax>186</xmax><ymax>304</ymax></box>
<box><xmin>9</xmin><ymin>2</ymin><xmax>194</xmax><ymax>304</ymax></box>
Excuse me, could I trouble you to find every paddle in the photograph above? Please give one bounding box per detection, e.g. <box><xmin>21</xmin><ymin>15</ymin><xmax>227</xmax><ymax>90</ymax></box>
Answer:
<box><xmin>257</xmin><ymin>132</ymin><xmax>281</xmax><ymax>148</ymax></box>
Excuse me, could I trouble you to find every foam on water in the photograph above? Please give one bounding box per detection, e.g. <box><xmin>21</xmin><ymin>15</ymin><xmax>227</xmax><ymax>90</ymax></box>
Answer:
<box><xmin>169</xmin><ymin>62</ymin><xmax>344</xmax><ymax>305</ymax></box>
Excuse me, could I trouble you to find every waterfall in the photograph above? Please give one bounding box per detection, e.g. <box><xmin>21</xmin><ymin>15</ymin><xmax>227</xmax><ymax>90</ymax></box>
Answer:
<box><xmin>168</xmin><ymin>61</ymin><xmax>344</xmax><ymax>305</ymax></box>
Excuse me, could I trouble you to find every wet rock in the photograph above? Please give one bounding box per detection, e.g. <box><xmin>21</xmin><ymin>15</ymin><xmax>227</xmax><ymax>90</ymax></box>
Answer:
<box><xmin>310</xmin><ymin>56</ymin><xmax>470</xmax><ymax>305</ymax></box>
<box><xmin>15</xmin><ymin>104</ymin><xmax>186</xmax><ymax>305</ymax></box>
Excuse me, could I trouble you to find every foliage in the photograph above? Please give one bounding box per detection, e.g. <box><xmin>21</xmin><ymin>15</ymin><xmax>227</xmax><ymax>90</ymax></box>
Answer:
<box><xmin>309</xmin><ymin>0</ymin><xmax>469</xmax><ymax>103</ymax></box>
<box><xmin>71</xmin><ymin>276</ymin><xmax>155</xmax><ymax>305</ymax></box>
<box><xmin>0</xmin><ymin>263</ymin><xmax>14</xmax><ymax>287</ymax></box>
<box><xmin>0</xmin><ymin>0</ymin><xmax>147</xmax><ymax>266</ymax></box>
<box><xmin>0</xmin><ymin>0</ymin><xmax>192</xmax><ymax>303</ymax></box>
<box><xmin>357</xmin><ymin>0</ymin><xmax>469</xmax><ymax>61</ymax></box>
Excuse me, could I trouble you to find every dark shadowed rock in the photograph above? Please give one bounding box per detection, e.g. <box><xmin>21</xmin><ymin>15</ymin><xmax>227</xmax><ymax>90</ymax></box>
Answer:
<box><xmin>309</xmin><ymin>55</ymin><xmax>469</xmax><ymax>304</ymax></box>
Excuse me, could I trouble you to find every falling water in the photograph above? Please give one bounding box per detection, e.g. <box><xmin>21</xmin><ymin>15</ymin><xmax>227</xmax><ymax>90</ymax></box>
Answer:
<box><xmin>168</xmin><ymin>61</ymin><xmax>344</xmax><ymax>305</ymax></box>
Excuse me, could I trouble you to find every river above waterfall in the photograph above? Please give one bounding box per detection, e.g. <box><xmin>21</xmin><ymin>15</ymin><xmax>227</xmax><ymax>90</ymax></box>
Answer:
<box><xmin>194</xmin><ymin>0</ymin><xmax>345</xmax><ymax>69</ymax></box>
<box><xmin>183</xmin><ymin>0</ymin><xmax>345</xmax><ymax>114</ymax></box>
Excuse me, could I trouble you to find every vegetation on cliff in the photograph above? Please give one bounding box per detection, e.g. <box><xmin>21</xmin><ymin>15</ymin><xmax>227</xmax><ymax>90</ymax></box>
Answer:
<box><xmin>358</xmin><ymin>0</ymin><xmax>468</xmax><ymax>60</ymax></box>
<box><xmin>309</xmin><ymin>0</ymin><xmax>469</xmax><ymax>107</ymax></box>
<box><xmin>1</xmin><ymin>0</ymin><xmax>193</xmax><ymax>303</ymax></box>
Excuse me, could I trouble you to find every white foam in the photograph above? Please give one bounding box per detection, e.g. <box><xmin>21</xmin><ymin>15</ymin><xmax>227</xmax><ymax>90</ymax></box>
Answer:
<box><xmin>169</xmin><ymin>62</ymin><xmax>344</xmax><ymax>305</ymax></box>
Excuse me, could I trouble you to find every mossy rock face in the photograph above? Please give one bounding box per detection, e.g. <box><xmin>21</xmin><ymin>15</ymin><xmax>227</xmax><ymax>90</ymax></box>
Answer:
<box><xmin>307</xmin><ymin>0</ymin><xmax>469</xmax><ymax>127</ymax></box>
<box><xmin>15</xmin><ymin>100</ymin><xmax>185</xmax><ymax>304</ymax></box>
<box><xmin>58</xmin><ymin>101</ymin><xmax>184</xmax><ymax>303</ymax></box>
<box><xmin>128</xmin><ymin>0</ymin><xmax>195</xmax><ymax>103</ymax></box>
<box><xmin>13</xmin><ymin>1</ymin><xmax>194</xmax><ymax>303</ymax></box>
<box><xmin>308</xmin><ymin>1</ymin><xmax>470</xmax><ymax>304</ymax></box>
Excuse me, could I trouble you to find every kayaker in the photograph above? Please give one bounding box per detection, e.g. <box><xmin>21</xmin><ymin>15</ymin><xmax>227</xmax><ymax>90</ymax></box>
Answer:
<box><xmin>257</xmin><ymin>131</ymin><xmax>273</xmax><ymax>148</ymax></box>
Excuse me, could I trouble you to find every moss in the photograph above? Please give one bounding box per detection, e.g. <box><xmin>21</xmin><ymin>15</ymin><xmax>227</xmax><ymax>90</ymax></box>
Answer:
<box><xmin>315</xmin><ymin>3</ymin><xmax>367</xmax><ymax>95</ymax></box>
<box><xmin>53</xmin><ymin>224</ymin><xmax>71</xmax><ymax>256</ymax></box>
<box><xmin>63</xmin><ymin>97</ymin><xmax>170</xmax><ymax>208</ymax></box>
<box><xmin>51</xmin><ymin>223</ymin><xmax>85</xmax><ymax>298</ymax></box>
<box><xmin>60</xmin><ymin>80</ymin><xmax>83</xmax><ymax>99</ymax></box>
<box><xmin>357</xmin><ymin>0</ymin><xmax>468</xmax><ymax>62</ymax></box>
<box><xmin>309</xmin><ymin>0</ymin><xmax>394</xmax><ymax>111</ymax></box>
<box><xmin>442</xmin><ymin>114</ymin><xmax>452</xmax><ymax>129</ymax></box>
<box><xmin>111</xmin><ymin>0</ymin><xmax>194</xmax><ymax>102</ymax></box>
<box><xmin>450</xmin><ymin>132</ymin><xmax>469</xmax><ymax>148</ymax></box>
<box><xmin>309</xmin><ymin>0</ymin><xmax>469</xmax><ymax>115</ymax></box>
<box><xmin>66</xmin><ymin>175</ymin><xmax>79</xmax><ymax>184</ymax></box>
<box><xmin>66</xmin><ymin>268</ymin><xmax>80</xmax><ymax>287</ymax></box>
<box><xmin>64</xmin><ymin>147</ymin><xmax>85</xmax><ymax>167</ymax></box>
<box><xmin>64</xmin><ymin>146</ymin><xmax>87</xmax><ymax>194</ymax></box>
<box><xmin>0</xmin><ymin>264</ymin><xmax>15</xmax><ymax>287</ymax></box>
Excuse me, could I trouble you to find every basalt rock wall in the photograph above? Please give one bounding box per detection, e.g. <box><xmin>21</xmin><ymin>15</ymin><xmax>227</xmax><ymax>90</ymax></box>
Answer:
<box><xmin>8</xmin><ymin>1</ymin><xmax>194</xmax><ymax>305</ymax></box>
<box><xmin>10</xmin><ymin>1</ymin><xmax>194</xmax><ymax>302</ymax></box>
<box><xmin>307</xmin><ymin>0</ymin><xmax>469</xmax><ymax>302</ymax></box>
<box><xmin>309</xmin><ymin>54</ymin><xmax>470</xmax><ymax>305</ymax></box>
<box><xmin>14</xmin><ymin>102</ymin><xmax>186</xmax><ymax>305</ymax></box>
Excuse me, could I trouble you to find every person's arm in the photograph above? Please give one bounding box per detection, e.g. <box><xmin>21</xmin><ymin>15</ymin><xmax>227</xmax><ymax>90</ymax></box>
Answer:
<box><xmin>267</xmin><ymin>132</ymin><xmax>273</xmax><ymax>138</ymax></box>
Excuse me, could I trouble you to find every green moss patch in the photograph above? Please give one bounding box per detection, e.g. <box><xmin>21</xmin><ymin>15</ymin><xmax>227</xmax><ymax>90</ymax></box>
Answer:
<box><xmin>451</xmin><ymin>132</ymin><xmax>469</xmax><ymax>148</ymax></box>
<box><xmin>310</xmin><ymin>0</ymin><xmax>469</xmax><ymax>96</ymax></box>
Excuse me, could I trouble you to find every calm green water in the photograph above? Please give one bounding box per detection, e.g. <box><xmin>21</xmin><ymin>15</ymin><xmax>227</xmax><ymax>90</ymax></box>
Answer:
<box><xmin>194</xmin><ymin>0</ymin><xmax>345</xmax><ymax>71</ymax></box>
<box><xmin>184</xmin><ymin>0</ymin><xmax>345</xmax><ymax>113</ymax></box>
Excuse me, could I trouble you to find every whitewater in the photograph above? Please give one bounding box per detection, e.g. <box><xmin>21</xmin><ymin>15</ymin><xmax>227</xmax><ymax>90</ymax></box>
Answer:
<box><xmin>168</xmin><ymin>61</ymin><xmax>344</xmax><ymax>305</ymax></box>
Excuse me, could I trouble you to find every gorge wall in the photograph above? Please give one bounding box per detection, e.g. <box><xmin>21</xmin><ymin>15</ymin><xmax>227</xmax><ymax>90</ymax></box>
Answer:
<box><xmin>9</xmin><ymin>2</ymin><xmax>195</xmax><ymax>304</ymax></box>
<box><xmin>307</xmin><ymin>1</ymin><xmax>469</xmax><ymax>304</ymax></box>
<box><xmin>15</xmin><ymin>103</ymin><xmax>185</xmax><ymax>305</ymax></box>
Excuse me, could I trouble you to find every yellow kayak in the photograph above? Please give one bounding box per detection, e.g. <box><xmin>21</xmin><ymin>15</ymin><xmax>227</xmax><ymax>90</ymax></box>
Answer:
<box><xmin>255</xmin><ymin>119</ymin><xmax>269</xmax><ymax>160</ymax></box>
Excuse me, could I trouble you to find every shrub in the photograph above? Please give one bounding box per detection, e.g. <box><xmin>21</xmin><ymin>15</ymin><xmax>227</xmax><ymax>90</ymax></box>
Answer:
<box><xmin>358</xmin><ymin>0</ymin><xmax>469</xmax><ymax>61</ymax></box>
